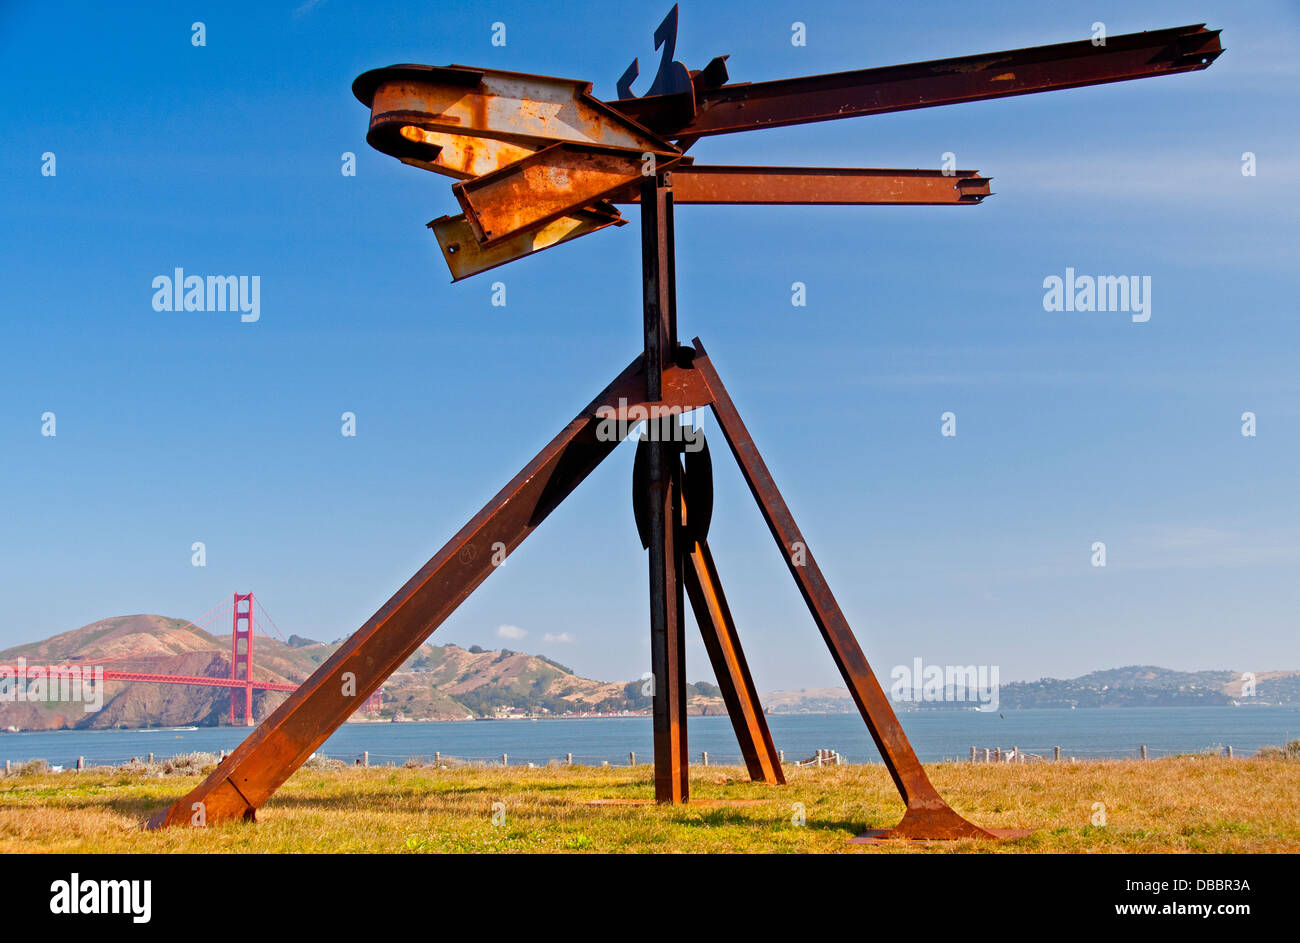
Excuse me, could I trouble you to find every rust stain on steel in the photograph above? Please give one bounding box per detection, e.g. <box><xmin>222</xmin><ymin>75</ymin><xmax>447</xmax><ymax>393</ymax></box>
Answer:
<box><xmin>146</xmin><ymin>354</ymin><xmax>714</xmax><ymax>829</ymax></box>
<box><xmin>611</xmin><ymin>166</ymin><xmax>990</xmax><ymax>205</ymax></box>
<box><xmin>429</xmin><ymin>206</ymin><xmax>625</xmax><ymax>281</ymax></box>
<box><xmin>396</xmin><ymin>127</ymin><xmax>539</xmax><ymax>180</ymax></box>
<box><xmin>455</xmin><ymin>143</ymin><xmax>671</xmax><ymax>246</ymax></box>
<box><xmin>607</xmin><ymin>24</ymin><xmax>1223</xmax><ymax>138</ymax></box>
<box><xmin>355</xmin><ymin>64</ymin><xmax>680</xmax><ymax>156</ymax></box>
<box><xmin>690</xmin><ymin>338</ymin><xmax>993</xmax><ymax>839</ymax></box>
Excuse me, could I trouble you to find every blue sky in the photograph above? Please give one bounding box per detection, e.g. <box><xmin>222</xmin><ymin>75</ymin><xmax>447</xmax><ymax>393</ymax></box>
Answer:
<box><xmin>1</xmin><ymin>0</ymin><xmax>1297</xmax><ymax>691</ymax></box>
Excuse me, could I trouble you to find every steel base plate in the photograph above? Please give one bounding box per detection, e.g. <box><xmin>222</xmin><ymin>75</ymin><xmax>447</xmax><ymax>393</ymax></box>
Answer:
<box><xmin>849</xmin><ymin>827</ymin><xmax>1033</xmax><ymax>844</ymax></box>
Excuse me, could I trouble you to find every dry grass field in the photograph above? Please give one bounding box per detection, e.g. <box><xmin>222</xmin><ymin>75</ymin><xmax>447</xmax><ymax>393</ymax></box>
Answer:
<box><xmin>2</xmin><ymin>755</ymin><xmax>1297</xmax><ymax>853</ymax></box>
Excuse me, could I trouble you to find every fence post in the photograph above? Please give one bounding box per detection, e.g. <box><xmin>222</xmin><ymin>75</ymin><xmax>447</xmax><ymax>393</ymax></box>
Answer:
<box><xmin>3</xmin><ymin>759</ymin><xmax>8</xmax><ymax>774</ymax></box>
<box><xmin>502</xmin><ymin>753</ymin><xmax>508</xmax><ymax>767</ymax></box>
<box><xmin>629</xmin><ymin>751</ymin><xmax>636</xmax><ymax>766</ymax></box>
<box><xmin>434</xmin><ymin>751</ymin><xmax>441</xmax><ymax>765</ymax></box>
<box><xmin>566</xmin><ymin>752</ymin><xmax>573</xmax><ymax>766</ymax></box>
<box><xmin>1226</xmin><ymin>745</ymin><xmax>1233</xmax><ymax>758</ymax></box>
<box><xmin>993</xmin><ymin>747</ymin><xmax>1001</xmax><ymax>763</ymax></box>
<box><xmin>76</xmin><ymin>756</ymin><xmax>84</xmax><ymax>772</ymax></box>
<box><xmin>702</xmin><ymin>751</ymin><xmax>709</xmax><ymax>767</ymax></box>
<box><xmin>1013</xmin><ymin>745</ymin><xmax>1019</xmax><ymax>764</ymax></box>
<box><xmin>1140</xmin><ymin>744</ymin><xmax>1147</xmax><ymax>761</ymax></box>
<box><xmin>362</xmin><ymin>751</ymin><xmax>369</xmax><ymax>768</ymax></box>
<box><xmin>983</xmin><ymin>748</ymin><xmax>990</xmax><ymax>763</ymax></box>
<box><xmin>1054</xmin><ymin>745</ymin><xmax>1060</xmax><ymax>762</ymax></box>
<box><xmin>147</xmin><ymin>753</ymin><xmax>154</xmax><ymax>764</ymax></box>
<box><xmin>778</xmin><ymin>749</ymin><xmax>784</xmax><ymax>763</ymax></box>
<box><xmin>970</xmin><ymin>746</ymin><xmax>977</xmax><ymax>763</ymax></box>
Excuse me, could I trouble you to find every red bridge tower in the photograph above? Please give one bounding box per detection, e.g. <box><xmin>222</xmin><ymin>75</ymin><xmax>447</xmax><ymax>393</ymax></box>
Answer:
<box><xmin>230</xmin><ymin>592</ymin><xmax>254</xmax><ymax>726</ymax></box>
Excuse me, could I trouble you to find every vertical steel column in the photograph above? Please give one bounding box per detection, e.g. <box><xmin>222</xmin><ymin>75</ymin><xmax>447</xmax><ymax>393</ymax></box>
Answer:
<box><xmin>641</xmin><ymin>173</ymin><xmax>689</xmax><ymax>803</ymax></box>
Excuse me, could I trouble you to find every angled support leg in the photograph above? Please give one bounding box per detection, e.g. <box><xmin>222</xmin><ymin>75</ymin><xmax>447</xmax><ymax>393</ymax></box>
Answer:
<box><xmin>146</xmin><ymin>352</ymin><xmax>711</xmax><ymax>829</ymax></box>
<box><xmin>634</xmin><ymin>430</ymin><xmax>783</xmax><ymax>787</ymax></box>
<box><xmin>691</xmin><ymin>338</ymin><xmax>994</xmax><ymax>840</ymax></box>
<box><xmin>682</xmin><ymin>532</ymin><xmax>786</xmax><ymax>785</ymax></box>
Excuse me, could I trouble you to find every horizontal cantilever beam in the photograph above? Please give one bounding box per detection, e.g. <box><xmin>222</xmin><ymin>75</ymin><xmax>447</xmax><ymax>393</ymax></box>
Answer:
<box><xmin>610</xmin><ymin>23</ymin><xmax>1223</xmax><ymax>138</ymax></box>
<box><xmin>611</xmin><ymin>166</ymin><xmax>990</xmax><ymax>205</ymax></box>
<box><xmin>429</xmin><ymin>165</ymin><xmax>988</xmax><ymax>281</ymax></box>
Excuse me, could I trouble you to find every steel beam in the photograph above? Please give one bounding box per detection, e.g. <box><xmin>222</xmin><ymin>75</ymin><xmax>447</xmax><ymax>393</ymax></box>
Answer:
<box><xmin>681</xmin><ymin>525</ymin><xmax>785</xmax><ymax>786</ymax></box>
<box><xmin>354</xmin><ymin>63</ymin><xmax>679</xmax><ymax>156</ymax></box>
<box><xmin>429</xmin><ymin>207</ymin><xmax>625</xmax><ymax>281</ymax></box>
<box><xmin>610</xmin><ymin>24</ymin><xmax>1223</xmax><ymax>138</ymax></box>
<box><xmin>393</xmin><ymin>127</ymin><xmax>539</xmax><ymax>180</ymax></box>
<box><xmin>640</xmin><ymin>176</ymin><xmax>676</xmax><ymax>400</ymax></box>
<box><xmin>455</xmin><ymin>143</ymin><xmax>667</xmax><ymax>246</ymax></box>
<box><xmin>641</xmin><ymin>174</ymin><xmax>689</xmax><ymax>804</ymax></box>
<box><xmin>613</xmin><ymin>166</ymin><xmax>990</xmax><ymax>205</ymax></box>
<box><xmin>145</xmin><ymin>353</ymin><xmax>713</xmax><ymax>829</ymax></box>
<box><xmin>691</xmin><ymin>339</ymin><xmax>992</xmax><ymax>839</ymax></box>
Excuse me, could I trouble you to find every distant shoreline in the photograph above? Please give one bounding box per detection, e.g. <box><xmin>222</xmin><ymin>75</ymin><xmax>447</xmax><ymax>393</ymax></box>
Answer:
<box><xmin>3</xmin><ymin>701</ymin><xmax>1297</xmax><ymax>735</ymax></box>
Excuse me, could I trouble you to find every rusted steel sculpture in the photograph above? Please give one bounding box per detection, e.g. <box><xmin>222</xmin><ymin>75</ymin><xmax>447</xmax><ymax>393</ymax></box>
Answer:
<box><xmin>148</xmin><ymin>11</ymin><xmax>1221</xmax><ymax>838</ymax></box>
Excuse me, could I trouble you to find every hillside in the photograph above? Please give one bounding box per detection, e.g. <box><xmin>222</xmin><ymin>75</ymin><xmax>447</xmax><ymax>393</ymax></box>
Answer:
<box><xmin>768</xmin><ymin>665</ymin><xmax>1300</xmax><ymax>713</ymax></box>
<box><xmin>0</xmin><ymin>613</ymin><xmax>720</xmax><ymax>730</ymax></box>
<box><xmin>7</xmin><ymin>613</ymin><xmax>1296</xmax><ymax>730</ymax></box>
<box><xmin>0</xmin><ymin>614</ymin><xmax>306</xmax><ymax>730</ymax></box>
<box><xmin>992</xmin><ymin>666</ymin><xmax>1300</xmax><ymax>710</ymax></box>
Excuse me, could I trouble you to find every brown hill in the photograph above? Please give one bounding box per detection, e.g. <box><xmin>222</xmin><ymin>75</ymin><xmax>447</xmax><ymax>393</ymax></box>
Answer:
<box><xmin>0</xmin><ymin>614</ymin><xmax>303</xmax><ymax>729</ymax></box>
<box><xmin>0</xmin><ymin>613</ymin><xmax>719</xmax><ymax>730</ymax></box>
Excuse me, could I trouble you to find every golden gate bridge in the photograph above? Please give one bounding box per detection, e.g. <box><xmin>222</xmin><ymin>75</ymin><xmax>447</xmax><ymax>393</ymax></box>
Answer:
<box><xmin>0</xmin><ymin>593</ymin><xmax>381</xmax><ymax>726</ymax></box>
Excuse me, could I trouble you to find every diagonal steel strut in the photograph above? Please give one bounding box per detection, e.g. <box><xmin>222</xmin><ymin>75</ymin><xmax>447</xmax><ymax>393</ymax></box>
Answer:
<box><xmin>146</xmin><ymin>354</ymin><xmax>712</xmax><ymax>829</ymax></box>
<box><xmin>681</xmin><ymin>524</ymin><xmax>786</xmax><ymax>786</ymax></box>
<box><xmin>691</xmin><ymin>339</ymin><xmax>992</xmax><ymax>838</ymax></box>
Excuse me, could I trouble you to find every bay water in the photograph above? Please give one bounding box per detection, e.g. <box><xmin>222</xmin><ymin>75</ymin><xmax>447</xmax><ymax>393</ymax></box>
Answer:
<box><xmin>3</xmin><ymin>706</ymin><xmax>1297</xmax><ymax>769</ymax></box>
